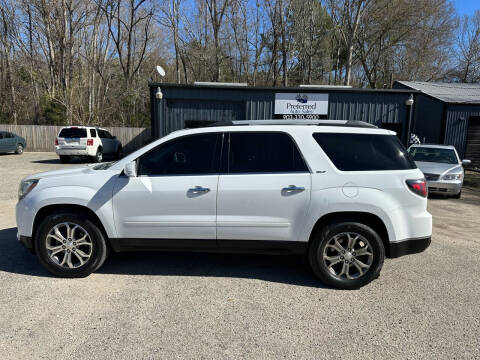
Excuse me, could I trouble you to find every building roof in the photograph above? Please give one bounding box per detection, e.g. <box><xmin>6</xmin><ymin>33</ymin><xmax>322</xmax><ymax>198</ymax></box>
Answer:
<box><xmin>150</xmin><ymin>82</ymin><xmax>420</xmax><ymax>94</ymax></box>
<box><xmin>395</xmin><ymin>81</ymin><xmax>480</xmax><ymax>104</ymax></box>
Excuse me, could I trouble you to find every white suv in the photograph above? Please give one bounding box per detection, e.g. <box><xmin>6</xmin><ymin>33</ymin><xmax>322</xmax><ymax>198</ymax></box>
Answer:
<box><xmin>55</xmin><ymin>126</ymin><xmax>122</xmax><ymax>163</ymax></box>
<box><xmin>17</xmin><ymin>120</ymin><xmax>432</xmax><ymax>289</ymax></box>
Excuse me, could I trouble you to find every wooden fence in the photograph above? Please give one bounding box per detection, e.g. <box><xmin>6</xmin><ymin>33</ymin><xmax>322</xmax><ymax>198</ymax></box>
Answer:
<box><xmin>0</xmin><ymin>124</ymin><xmax>151</xmax><ymax>154</ymax></box>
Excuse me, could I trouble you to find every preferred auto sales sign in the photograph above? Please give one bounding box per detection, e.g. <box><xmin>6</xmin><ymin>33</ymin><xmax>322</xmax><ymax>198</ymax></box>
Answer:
<box><xmin>274</xmin><ymin>93</ymin><xmax>328</xmax><ymax>119</ymax></box>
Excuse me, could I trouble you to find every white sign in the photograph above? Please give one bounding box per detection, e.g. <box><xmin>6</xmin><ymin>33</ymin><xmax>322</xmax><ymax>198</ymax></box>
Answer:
<box><xmin>274</xmin><ymin>93</ymin><xmax>329</xmax><ymax>116</ymax></box>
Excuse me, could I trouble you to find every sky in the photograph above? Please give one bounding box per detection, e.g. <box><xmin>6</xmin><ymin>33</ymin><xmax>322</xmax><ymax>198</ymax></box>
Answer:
<box><xmin>453</xmin><ymin>0</ymin><xmax>480</xmax><ymax>16</ymax></box>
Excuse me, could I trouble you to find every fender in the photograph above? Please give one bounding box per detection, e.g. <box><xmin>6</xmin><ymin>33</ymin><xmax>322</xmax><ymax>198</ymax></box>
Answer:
<box><xmin>23</xmin><ymin>184</ymin><xmax>117</xmax><ymax>238</ymax></box>
<box><xmin>299</xmin><ymin>187</ymin><xmax>400</xmax><ymax>243</ymax></box>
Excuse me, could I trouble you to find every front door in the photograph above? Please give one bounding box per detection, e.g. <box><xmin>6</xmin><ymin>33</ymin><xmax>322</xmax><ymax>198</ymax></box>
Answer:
<box><xmin>217</xmin><ymin>132</ymin><xmax>311</xmax><ymax>245</ymax></box>
<box><xmin>112</xmin><ymin>132</ymin><xmax>222</xmax><ymax>243</ymax></box>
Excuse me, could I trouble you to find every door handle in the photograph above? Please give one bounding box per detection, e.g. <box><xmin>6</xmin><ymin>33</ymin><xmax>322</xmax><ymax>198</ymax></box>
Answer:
<box><xmin>188</xmin><ymin>186</ymin><xmax>210</xmax><ymax>194</ymax></box>
<box><xmin>282</xmin><ymin>185</ymin><xmax>305</xmax><ymax>193</ymax></box>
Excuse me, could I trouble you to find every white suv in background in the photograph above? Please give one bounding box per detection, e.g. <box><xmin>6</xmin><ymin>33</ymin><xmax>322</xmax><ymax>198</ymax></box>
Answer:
<box><xmin>55</xmin><ymin>126</ymin><xmax>122</xmax><ymax>163</ymax></box>
<box><xmin>17</xmin><ymin>120</ymin><xmax>432</xmax><ymax>289</ymax></box>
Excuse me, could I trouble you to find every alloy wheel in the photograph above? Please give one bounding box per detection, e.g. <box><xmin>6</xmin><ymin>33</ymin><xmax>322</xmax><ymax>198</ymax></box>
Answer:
<box><xmin>322</xmin><ymin>232</ymin><xmax>374</xmax><ymax>280</ymax></box>
<box><xmin>46</xmin><ymin>222</ymin><xmax>93</xmax><ymax>269</ymax></box>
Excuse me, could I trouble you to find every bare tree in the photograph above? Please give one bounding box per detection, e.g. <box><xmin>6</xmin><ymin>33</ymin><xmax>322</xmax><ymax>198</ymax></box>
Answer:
<box><xmin>457</xmin><ymin>10</ymin><xmax>480</xmax><ymax>83</ymax></box>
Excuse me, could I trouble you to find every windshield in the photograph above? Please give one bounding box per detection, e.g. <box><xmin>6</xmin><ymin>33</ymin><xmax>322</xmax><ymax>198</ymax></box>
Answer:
<box><xmin>408</xmin><ymin>147</ymin><xmax>459</xmax><ymax>164</ymax></box>
<box><xmin>59</xmin><ymin>128</ymin><xmax>87</xmax><ymax>138</ymax></box>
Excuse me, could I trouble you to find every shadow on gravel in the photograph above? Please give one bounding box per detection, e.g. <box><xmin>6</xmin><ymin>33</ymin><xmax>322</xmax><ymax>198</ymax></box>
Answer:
<box><xmin>0</xmin><ymin>227</ymin><xmax>51</xmax><ymax>277</ymax></box>
<box><xmin>99</xmin><ymin>251</ymin><xmax>326</xmax><ymax>288</ymax></box>
<box><xmin>0</xmin><ymin>227</ymin><xmax>325</xmax><ymax>288</ymax></box>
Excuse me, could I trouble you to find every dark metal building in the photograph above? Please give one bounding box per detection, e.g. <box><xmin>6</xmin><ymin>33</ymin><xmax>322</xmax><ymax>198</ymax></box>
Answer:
<box><xmin>149</xmin><ymin>83</ymin><xmax>419</xmax><ymax>145</ymax></box>
<box><xmin>394</xmin><ymin>81</ymin><xmax>480</xmax><ymax>167</ymax></box>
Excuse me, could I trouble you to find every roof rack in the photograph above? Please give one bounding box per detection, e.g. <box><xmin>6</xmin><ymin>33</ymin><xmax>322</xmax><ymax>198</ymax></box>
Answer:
<box><xmin>207</xmin><ymin>120</ymin><xmax>377</xmax><ymax>128</ymax></box>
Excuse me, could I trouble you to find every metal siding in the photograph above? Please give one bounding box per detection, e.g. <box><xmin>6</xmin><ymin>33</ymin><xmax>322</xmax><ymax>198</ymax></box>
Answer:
<box><xmin>444</xmin><ymin>105</ymin><xmax>480</xmax><ymax>158</ymax></box>
<box><xmin>412</xmin><ymin>95</ymin><xmax>444</xmax><ymax>144</ymax></box>
<box><xmin>328</xmin><ymin>92</ymin><xmax>407</xmax><ymax>124</ymax></box>
<box><xmin>153</xmin><ymin>85</ymin><xmax>411</xmax><ymax>139</ymax></box>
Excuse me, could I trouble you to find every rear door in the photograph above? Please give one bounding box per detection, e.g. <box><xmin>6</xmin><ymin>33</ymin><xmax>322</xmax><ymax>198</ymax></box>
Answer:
<box><xmin>217</xmin><ymin>132</ymin><xmax>311</xmax><ymax>245</ymax></box>
<box><xmin>98</xmin><ymin>130</ymin><xmax>114</xmax><ymax>154</ymax></box>
<box><xmin>4</xmin><ymin>132</ymin><xmax>17</xmax><ymax>151</ymax></box>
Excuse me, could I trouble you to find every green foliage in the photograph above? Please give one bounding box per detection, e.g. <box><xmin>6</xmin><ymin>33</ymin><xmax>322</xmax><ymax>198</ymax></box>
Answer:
<box><xmin>40</xmin><ymin>96</ymin><xmax>66</xmax><ymax>125</ymax></box>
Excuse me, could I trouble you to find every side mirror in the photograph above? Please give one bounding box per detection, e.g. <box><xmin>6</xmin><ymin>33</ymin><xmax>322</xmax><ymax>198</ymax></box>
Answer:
<box><xmin>124</xmin><ymin>161</ymin><xmax>137</xmax><ymax>177</ymax></box>
<box><xmin>462</xmin><ymin>159</ymin><xmax>471</xmax><ymax>166</ymax></box>
<box><xmin>112</xmin><ymin>136</ymin><xmax>117</xmax><ymax>140</ymax></box>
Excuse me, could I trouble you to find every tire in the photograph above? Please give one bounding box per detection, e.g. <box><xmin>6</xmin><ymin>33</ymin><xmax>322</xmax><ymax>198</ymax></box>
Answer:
<box><xmin>93</xmin><ymin>147</ymin><xmax>103</xmax><ymax>163</ymax></box>
<box><xmin>452</xmin><ymin>191</ymin><xmax>461</xmax><ymax>199</ymax></box>
<box><xmin>308</xmin><ymin>222</ymin><xmax>385</xmax><ymax>290</ymax></box>
<box><xmin>34</xmin><ymin>211</ymin><xmax>108</xmax><ymax>278</ymax></box>
<box><xmin>15</xmin><ymin>144</ymin><xmax>24</xmax><ymax>155</ymax></box>
<box><xmin>116</xmin><ymin>146</ymin><xmax>123</xmax><ymax>160</ymax></box>
<box><xmin>59</xmin><ymin>155</ymin><xmax>70</xmax><ymax>163</ymax></box>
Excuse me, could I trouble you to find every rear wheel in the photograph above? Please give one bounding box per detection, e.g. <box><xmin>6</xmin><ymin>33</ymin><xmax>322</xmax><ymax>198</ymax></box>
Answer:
<box><xmin>309</xmin><ymin>222</ymin><xmax>385</xmax><ymax>289</ymax></box>
<box><xmin>15</xmin><ymin>144</ymin><xmax>24</xmax><ymax>155</ymax></box>
<box><xmin>92</xmin><ymin>147</ymin><xmax>103</xmax><ymax>163</ymax></box>
<box><xmin>59</xmin><ymin>155</ymin><xmax>70</xmax><ymax>163</ymax></box>
<box><xmin>35</xmin><ymin>211</ymin><xmax>108</xmax><ymax>277</ymax></box>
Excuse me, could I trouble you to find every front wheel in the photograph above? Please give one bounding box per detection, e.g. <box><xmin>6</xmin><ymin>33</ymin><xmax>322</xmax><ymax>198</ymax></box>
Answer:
<box><xmin>15</xmin><ymin>144</ymin><xmax>24</xmax><ymax>155</ymax></box>
<box><xmin>35</xmin><ymin>211</ymin><xmax>108</xmax><ymax>277</ymax></box>
<box><xmin>309</xmin><ymin>222</ymin><xmax>385</xmax><ymax>289</ymax></box>
<box><xmin>116</xmin><ymin>146</ymin><xmax>123</xmax><ymax>160</ymax></box>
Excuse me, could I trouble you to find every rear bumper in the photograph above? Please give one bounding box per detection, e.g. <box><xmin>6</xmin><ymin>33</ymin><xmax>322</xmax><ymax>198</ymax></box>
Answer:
<box><xmin>55</xmin><ymin>146</ymin><xmax>94</xmax><ymax>156</ymax></box>
<box><xmin>427</xmin><ymin>180</ymin><xmax>462</xmax><ymax>195</ymax></box>
<box><xmin>389</xmin><ymin>236</ymin><xmax>431</xmax><ymax>258</ymax></box>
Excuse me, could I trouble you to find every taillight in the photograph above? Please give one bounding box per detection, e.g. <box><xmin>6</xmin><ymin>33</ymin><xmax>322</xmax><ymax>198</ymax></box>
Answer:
<box><xmin>406</xmin><ymin>179</ymin><xmax>428</xmax><ymax>197</ymax></box>
<box><xmin>87</xmin><ymin>139</ymin><xmax>93</xmax><ymax>146</ymax></box>
<box><xmin>55</xmin><ymin>138</ymin><xmax>58</xmax><ymax>145</ymax></box>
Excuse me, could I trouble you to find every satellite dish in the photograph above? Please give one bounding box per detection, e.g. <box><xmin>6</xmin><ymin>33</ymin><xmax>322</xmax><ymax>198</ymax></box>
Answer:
<box><xmin>156</xmin><ymin>65</ymin><xmax>166</xmax><ymax>77</ymax></box>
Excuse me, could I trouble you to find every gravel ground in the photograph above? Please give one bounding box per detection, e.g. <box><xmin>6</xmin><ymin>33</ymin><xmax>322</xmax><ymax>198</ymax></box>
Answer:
<box><xmin>1</xmin><ymin>152</ymin><xmax>479</xmax><ymax>359</ymax></box>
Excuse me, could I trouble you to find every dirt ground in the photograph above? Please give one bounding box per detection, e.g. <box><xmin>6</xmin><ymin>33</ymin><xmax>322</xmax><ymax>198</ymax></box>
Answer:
<box><xmin>0</xmin><ymin>152</ymin><xmax>479</xmax><ymax>359</ymax></box>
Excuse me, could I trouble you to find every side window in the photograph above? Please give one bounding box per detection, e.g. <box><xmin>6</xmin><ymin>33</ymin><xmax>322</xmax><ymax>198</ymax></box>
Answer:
<box><xmin>227</xmin><ymin>132</ymin><xmax>308</xmax><ymax>174</ymax></box>
<box><xmin>6</xmin><ymin>132</ymin><xmax>14</xmax><ymax>138</ymax></box>
<box><xmin>0</xmin><ymin>132</ymin><xmax>4</xmax><ymax>139</ymax></box>
<box><xmin>313</xmin><ymin>133</ymin><xmax>416</xmax><ymax>171</ymax></box>
<box><xmin>138</xmin><ymin>133</ymin><xmax>220</xmax><ymax>176</ymax></box>
<box><xmin>98</xmin><ymin>130</ymin><xmax>106</xmax><ymax>139</ymax></box>
<box><xmin>90</xmin><ymin>129</ymin><xmax>97</xmax><ymax>137</ymax></box>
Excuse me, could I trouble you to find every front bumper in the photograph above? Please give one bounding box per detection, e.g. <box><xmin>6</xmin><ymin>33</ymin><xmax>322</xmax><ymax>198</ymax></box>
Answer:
<box><xmin>427</xmin><ymin>180</ymin><xmax>462</xmax><ymax>195</ymax></box>
<box><xmin>18</xmin><ymin>233</ymin><xmax>34</xmax><ymax>253</ymax></box>
<box><xmin>389</xmin><ymin>236</ymin><xmax>431</xmax><ymax>258</ymax></box>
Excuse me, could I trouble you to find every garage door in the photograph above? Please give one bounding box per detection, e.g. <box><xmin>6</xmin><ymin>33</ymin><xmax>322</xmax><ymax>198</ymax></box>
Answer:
<box><xmin>465</xmin><ymin>116</ymin><xmax>480</xmax><ymax>170</ymax></box>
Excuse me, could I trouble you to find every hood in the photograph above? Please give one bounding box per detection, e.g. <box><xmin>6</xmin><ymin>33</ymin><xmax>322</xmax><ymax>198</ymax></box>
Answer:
<box><xmin>415</xmin><ymin>161</ymin><xmax>462</xmax><ymax>175</ymax></box>
<box><xmin>23</xmin><ymin>165</ymin><xmax>93</xmax><ymax>181</ymax></box>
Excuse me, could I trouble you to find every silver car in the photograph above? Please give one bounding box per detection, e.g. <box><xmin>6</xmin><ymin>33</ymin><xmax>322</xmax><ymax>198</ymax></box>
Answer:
<box><xmin>407</xmin><ymin>144</ymin><xmax>471</xmax><ymax>198</ymax></box>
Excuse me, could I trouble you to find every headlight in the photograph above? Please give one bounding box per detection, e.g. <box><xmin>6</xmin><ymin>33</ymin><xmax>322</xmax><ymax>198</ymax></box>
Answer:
<box><xmin>18</xmin><ymin>179</ymin><xmax>39</xmax><ymax>200</ymax></box>
<box><xmin>441</xmin><ymin>173</ymin><xmax>463</xmax><ymax>181</ymax></box>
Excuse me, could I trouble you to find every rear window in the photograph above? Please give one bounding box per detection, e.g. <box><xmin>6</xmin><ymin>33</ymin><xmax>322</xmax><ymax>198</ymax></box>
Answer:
<box><xmin>59</xmin><ymin>128</ymin><xmax>87</xmax><ymax>138</ymax></box>
<box><xmin>313</xmin><ymin>133</ymin><xmax>416</xmax><ymax>171</ymax></box>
